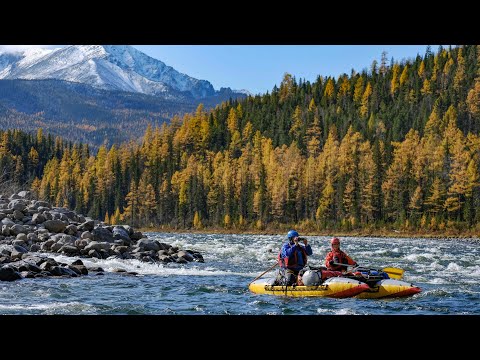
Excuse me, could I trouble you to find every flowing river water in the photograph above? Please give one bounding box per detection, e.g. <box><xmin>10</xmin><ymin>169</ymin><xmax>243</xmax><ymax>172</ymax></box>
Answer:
<box><xmin>1</xmin><ymin>233</ymin><xmax>479</xmax><ymax>315</ymax></box>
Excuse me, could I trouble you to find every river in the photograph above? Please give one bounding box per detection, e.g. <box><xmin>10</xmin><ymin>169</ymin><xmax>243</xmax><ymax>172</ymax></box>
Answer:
<box><xmin>1</xmin><ymin>233</ymin><xmax>479</xmax><ymax>315</ymax></box>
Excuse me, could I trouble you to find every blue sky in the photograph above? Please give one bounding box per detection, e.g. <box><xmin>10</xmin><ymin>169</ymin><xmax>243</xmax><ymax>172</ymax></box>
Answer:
<box><xmin>1</xmin><ymin>45</ymin><xmax>439</xmax><ymax>95</ymax></box>
<box><xmin>134</xmin><ymin>45</ymin><xmax>438</xmax><ymax>94</ymax></box>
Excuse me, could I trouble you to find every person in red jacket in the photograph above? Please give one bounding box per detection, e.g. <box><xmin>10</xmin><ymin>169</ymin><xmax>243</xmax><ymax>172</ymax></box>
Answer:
<box><xmin>325</xmin><ymin>237</ymin><xmax>357</xmax><ymax>272</ymax></box>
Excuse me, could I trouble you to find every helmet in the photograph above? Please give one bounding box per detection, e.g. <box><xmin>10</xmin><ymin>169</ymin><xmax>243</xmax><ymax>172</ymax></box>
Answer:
<box><xmin>331</xmin><ymin>237</ymin><xmax>340</xmax><ymax>245</ymax></box>
<box><xmin>287</xmin><ymin>230</ymin><xmax>299</xmax><ymax>239</ymax></box>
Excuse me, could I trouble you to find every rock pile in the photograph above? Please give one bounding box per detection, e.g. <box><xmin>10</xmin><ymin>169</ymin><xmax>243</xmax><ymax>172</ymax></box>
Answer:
<box><xmin>0</xmin><ymin>191</ymin><xmax>204</xmax><ymax>281</ymax></box>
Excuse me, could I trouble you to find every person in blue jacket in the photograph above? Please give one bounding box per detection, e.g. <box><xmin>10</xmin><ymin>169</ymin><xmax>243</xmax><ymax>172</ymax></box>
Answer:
<box><xmin>276</xmin><ymin>230</ymin><xmax>313</xmax><ymax>286</ymax></box>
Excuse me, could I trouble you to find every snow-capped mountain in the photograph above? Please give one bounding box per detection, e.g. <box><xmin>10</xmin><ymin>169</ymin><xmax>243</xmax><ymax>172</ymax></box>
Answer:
<box><xmin>0</xmin><ymin>45</ymin><xmax>220</xmax><ymax>99</ymax></box>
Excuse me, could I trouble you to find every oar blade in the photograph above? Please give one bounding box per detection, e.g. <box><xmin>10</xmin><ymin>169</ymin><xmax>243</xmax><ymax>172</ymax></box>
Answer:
<box><xmin>382</xmin><ymin>267</ymin><xmax>404</xmax><ymax>279</ymax></box>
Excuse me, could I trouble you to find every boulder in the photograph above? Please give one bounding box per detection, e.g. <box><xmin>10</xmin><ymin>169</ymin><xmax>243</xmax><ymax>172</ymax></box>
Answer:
<box><xmin>43</xmin><ymin>220</ymin><xmax>67</xmax><ymax>233</ymax></box>
<box><xmin>92</xmin><ymin>227</ymin><xmax>114</xmax><ymax>243</ymax></box>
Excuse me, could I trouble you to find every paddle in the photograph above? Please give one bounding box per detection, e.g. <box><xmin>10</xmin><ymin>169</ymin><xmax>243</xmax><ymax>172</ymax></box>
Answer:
<box><xmin>332</xmin><ymin>263</ymin><xmax>404</xmax><ymax>279</ymax></box>
<box><xmin>381</xmin><ymin>267</ymin><xmax>404</xmax><ymax>280</ymax></box>
<box><xmin>249</xmin><ymin>262</ymin><xmax>278</xmax><ymax>285</ymax></box>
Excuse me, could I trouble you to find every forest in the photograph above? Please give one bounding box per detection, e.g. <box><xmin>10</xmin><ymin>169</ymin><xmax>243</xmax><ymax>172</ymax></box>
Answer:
<box><xmin>1</xmin><ymin>45</ymin><xmax>480</xmax><ymax>235</ymax></box>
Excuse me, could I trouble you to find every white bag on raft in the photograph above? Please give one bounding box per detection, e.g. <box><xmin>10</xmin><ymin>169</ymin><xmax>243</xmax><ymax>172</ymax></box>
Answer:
<box><xmin>302</xmin><ymin>270</ymin><xmax>322</xmax><ymax>286</ymax></box>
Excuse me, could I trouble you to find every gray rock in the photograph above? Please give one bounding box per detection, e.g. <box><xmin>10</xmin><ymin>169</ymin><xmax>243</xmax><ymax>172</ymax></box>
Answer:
<box><xmin>10</xmin><ymin>250</ymin><xmax>25</xmax><ymax>260</ymax></box>
<box><xmin>29</xmin><ymin>244</ymin><xmax>41</xmax><ymax>252</ymax></box>
<box><xmin>81</xmin><ymin>231</ymin><xmax>93</xmax><ymax>240</ymax></box>
<box><xmin>65</xmin><ymin>224</ymin><xmax>78</xmax><ymax>235</ymax></box>
<box><xmin>59</xmin><ymin>245</ymin><xmax>78</xmax><ymax>254</ymax></box>
<box><xmin>92</xmin><ymin>227</ymin><xmax>114</xmax><ymax>243</ymax></box>
<box><xmin>1</xmin><ymin>218</ymin><xmax>15</xmax><ymax>227</ymax></box>
<box><xmin>158</xmin><ymin>255</ymin><xmax>173</xmax><ymax>262</ymax></box>
<box><xmin>0</xmin><ymin>266</ymin><xmax>22</xmax><ymax>281</ymax></box>
<box><xmin>17</xmin><ymin>191</ymin><xmax>31</xmax><ymax>199</ymax></box>
<box><xmin>50</xmin><ymin>266</ymin><xmax>77</xmax><ymax>277</ymax></box>
<box><xmin>44</xmin><ymin>220</ymin><xmax>67</xmax><ymax>233</ymax></box>
<box><xmin>41</xmin><ymin>239</ymin><xmax>54</xmax><ymax>251</ymax></box>
<box><xmin>131</xmin><ymin>231</ymin><xmax>144</xmax><ymax>240</ymax></box>
<box><xmin>121</xmin><ymin>225</ymin><xmax>134</xmax><ymax>236</ymax></box>
<box><xmin>58</xmin><ymin>235</ymin><xmax>77</xmax><ymax>246</ymax></box>
<box><xmin>13</xmin><ymin>210</ymin><xmax>24</xmax><ymax>220</ymax></box>
<box><xmin>84</xmin><ymin>241</ymin><xmax>112</xmax><ymax>252</ymax></box>
<box><xmin>8</xmin><ymin>199</ymin><xmax>28</xmax><ymax>211</ymax></box>
<box><xmin>20</xmin><ymin>271</ymin><xmax>36</xmax><ymax>278</ymax></box>
<box><xmin>50</xmin><ymin>242</ymin><xmax>62</xmax><ymax>252</ymax></box>
<box><xmin>50</xmin><ymin>212</ymin><xmax>69</xmax><ymax>222</ymax></box>
<box><xmin>13</xmin><ymin>239</ymin><xmax>27</xmax><ymax>248</ymax></box>
<box><xmin>27</xmin><ymin>233</ymin><xmax>38</xmax><ymax>242</ymax></box>
<box><xmin>16</xmin><ymin>233</ymin><xmax>27</xmax><ymax>241</ymax></box>
<box><xmin>177</xmin><ymin>250</ymin><xmax>194</xmax><ymax>262</ymax></box>
<box><xmin>88</xmin><ymin>249</ymin><xmax>101</xmax><ymax>258</ymax></box>
<box><xmin>38</xmin><ymin>207</ymin><xmax>51</xmax><ymax>213</ymax></box>
<box><xmin>136</xmin><ymin>239</ymin><xmax>160</xmax><ymax>251</ymax></box>
<box><xmin>32</xmin><ymin>213</ymin><xmax>46</xmax><ymax>224</ymax></box>
<box><xmin>13</xmin><ymin>244</ymin><xmax>28</xmax><ymax>253</ymax></box>
<box><xmin>112</xmin><ymin>226</ymin><xmax>130</xmax><ymax>241</ymax></box>
<box><xmin>50</xmin><ymin>233</ymin><xmax>64</xmax><ymax>242</ymax></box>
<box><xmin>74</xmin><ymin>238</ymin><xmax>89</xmax><ymax>249</ymax></box>
<box><xmin>10</xmin><ymin>224</ymin><xmax>28</xmax><ymax>236</ymax></box>
<box><xmin>39</xmin><ymin>261</ymin><xmax>56</xmax><ymax>271</ymax></box>
<box><xmin>88</xmin><ymin>266</ymin><xmax>104</xmax><ymax>272</ymax></box>
<box><xmin>78</xmin><ymin>220</ymin><xmax>95</xmax><ymax>232</ymax></box>
<box><xmin>36</xmin><ymin>228</ymin><xmax>49</xmax><ymax>235</ymax></box>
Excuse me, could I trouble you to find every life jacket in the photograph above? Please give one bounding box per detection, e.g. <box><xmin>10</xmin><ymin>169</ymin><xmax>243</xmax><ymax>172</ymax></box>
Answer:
<box><xmin>278</xmin><ymin>245</ymin><xmax>308</xmax><ymax>269</ymax></box>
<box><xmin>326</xmin><ymin>249</ymin><xmax>351</xmax><ymax>271</ymax></box>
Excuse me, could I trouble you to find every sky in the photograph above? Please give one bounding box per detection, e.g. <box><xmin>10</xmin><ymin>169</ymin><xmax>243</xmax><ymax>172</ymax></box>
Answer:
<box><xmin>0</xmin><ymin>45</ymin><xmax>440</xmax><ymax>95</ymax></box>
<box><xmin>135</xmin><ymin>45</ymin><xmax>437</xmax><ymax>94</ymax></box>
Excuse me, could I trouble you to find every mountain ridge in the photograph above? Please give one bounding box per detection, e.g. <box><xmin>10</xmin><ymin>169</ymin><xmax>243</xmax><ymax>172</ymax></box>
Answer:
<box><xmin>0</xmin><ymin>45</ymin><xmax>243</xmax><ymax>100</ymax></box>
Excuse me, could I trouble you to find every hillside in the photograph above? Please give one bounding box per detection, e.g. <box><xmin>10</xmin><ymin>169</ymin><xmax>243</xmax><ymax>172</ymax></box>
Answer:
<box><xmin>0</xmin><ymin>79</ymin><xmax>244</xmax><ymax>148</ymax></box>
<box><xmin>2</xmin><ymin>45</ymin><xmax>480</xmax><ymax>234</ymax></box>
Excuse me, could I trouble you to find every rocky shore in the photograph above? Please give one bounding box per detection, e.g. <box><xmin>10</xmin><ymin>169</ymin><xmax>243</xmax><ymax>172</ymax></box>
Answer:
<box><xmin>0</xmin><ymin>191</ymin><xmax>204</xmax><ymax>281</ymax></box>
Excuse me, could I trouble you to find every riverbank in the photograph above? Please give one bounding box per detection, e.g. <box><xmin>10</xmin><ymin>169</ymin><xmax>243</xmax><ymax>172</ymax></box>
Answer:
<box><xmin>138</xmin><ymin>225</ymin><xmax>480</xmax><ymax>240</ymax></box>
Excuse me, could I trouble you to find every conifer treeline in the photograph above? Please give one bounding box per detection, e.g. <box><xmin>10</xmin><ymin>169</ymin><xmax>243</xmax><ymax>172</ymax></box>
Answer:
<box><xmin>2</xmin><ymin>45</ymin><xmax>480</xmax><ymax>232</ymax></box>
<box><xmin>0</xmin><ymin>128</ymin><xmax>87</xmax><ymax>193</ymax></box>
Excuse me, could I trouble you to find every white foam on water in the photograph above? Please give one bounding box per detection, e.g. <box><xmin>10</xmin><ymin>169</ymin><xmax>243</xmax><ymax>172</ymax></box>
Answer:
<box><xmin>429</xmin><ymin>277</ymin><xmax>448</xmax><ymax>284</ymax></box>
<box><xmin>446</xmin><ymin>262</ymin><xmax>462</xmax><ymax>271</ymax></box>
<box><xmin>467</xmin><ymin>266</ymin><xmax>480</xmax><ymax>276</ymax></box>
<box><xmin>48</xmin><ymin>254</ymin><xmax>256</xmax><ymax>277</ymax></box>
<box><xmin>334</xmin><ymin>308</ymin><xmax>358</xmax><ymax>315</ymax></box>
<box><xmin>428</xmin><ymin>261</ymin><xmax>445</xmax><ymax>271</ymax></box>
<box><xmin>371</xmin><ymin>247</ymin><xmax>401</xmax><ymax>255</ymax></box>
<box><xmin>316</xmin><ymin>307</ymin><xmax>332</xmax><ymax>314</ymax></box>
<box><xmin>0</xmin><ymin>301</ymin><xmax>94</xmax><ymax>312</ymax></box>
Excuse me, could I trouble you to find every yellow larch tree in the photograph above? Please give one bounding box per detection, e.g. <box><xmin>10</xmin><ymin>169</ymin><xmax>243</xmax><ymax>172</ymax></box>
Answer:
<box><xmin>360</xmin><ymin>82</ymin><xmax>372</xmax><ymax>118</ymax></box>
<box><xmin>123</xmin><ymin>180</ymin><xmax>139</xmax><ymax>226</ymax></box>
<box><xmin>418</xmin><ymin>60</ymin><xmax>426</xmax><ymax>79</ymax></box>
<box><xmin>289</xmin><ymin>106</ymin><xmax>304</xmax><ymax>140</ymax></box>
<box><xmin>399</xmin><ymin>64</ymin><xmax>409</xmax><ymax>87</ymax></box>
<box><xmin>324</xmin><ymin>78</ymin><xmax>335</xmax><ymax>102</ymax></box>
<box><xmin>353</xmin><ymin>76</ymin><xmax>364</xmax><ymax>105</ymax></box>
<box><xmin>453</xmin><ymin>47</ymin><xmax>466</xmax><ymax>94</ymax></box>
<box><xmin>424</xmin><ymin>177</ymin><xmax>446</xmax><ymax>216</ymax></box>
<box><xmin>390</xmin><ymin>63</ymin><xmax>400</xmax><ymax>96</ymax></box>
